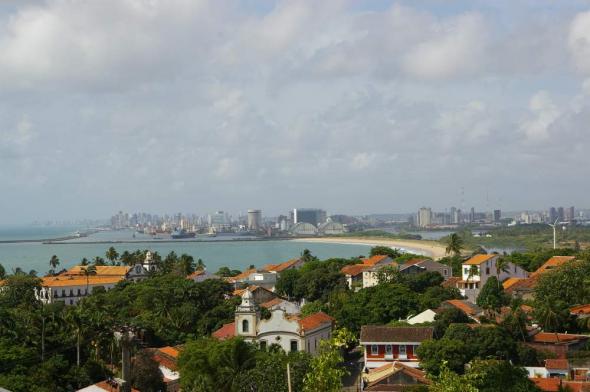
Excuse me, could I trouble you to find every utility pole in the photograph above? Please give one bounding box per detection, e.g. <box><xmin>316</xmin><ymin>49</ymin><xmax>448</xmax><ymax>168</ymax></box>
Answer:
<box><xmin>547</xmin><ymin>218</ymin><xmax>559</xmax><ymax>249</ymax></box>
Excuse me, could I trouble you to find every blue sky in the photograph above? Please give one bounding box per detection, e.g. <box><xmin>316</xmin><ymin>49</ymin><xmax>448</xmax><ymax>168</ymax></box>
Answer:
<box><xmin>0</xmin><ymin>0</ymin><xmax>589</xmax><ymax>222</ymax></box>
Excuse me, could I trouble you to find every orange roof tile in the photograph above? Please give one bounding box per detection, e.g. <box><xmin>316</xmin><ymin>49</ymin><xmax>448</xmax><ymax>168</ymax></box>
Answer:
<box><xmin>298</xmin><ymin>311</ymin><xmax>334</xmax><ymax>332</ymax></box>
<box><xmin>444</xmin><ymin>300</ymin><xmax>481</xmax><ymax>316</ymax></box>
<box><xmin>362</xmin><ymin>255</ymin><xmax>391</xmax><ymax>266</ymax></box>
<box><xmin>464</xmin><ymin>254</ymin><xmax>496</xmax><ymax>265</ymax></box>
<box><xmin>266</xmin><ymin>259</ymin><xmax>301</xmax><ymax>273</ymax></box>
<box><xmin>441</xmin><ymin>276</ymin><xmax>461</xmax><ymax>288</ymax></box>
<box><xmin>212</xmin><ymin>322</ymin><xmax>235</xmax><ymax>340</ymax></box>
<box><xmin>186</xmin><ymin>270</ymin><xmax>205</xmax><ymax>279</ymax></box>
<box><xmin>402</xmin><ymin>258</ymin><xmax>428</xmax><ymax>266</ymax></box>
<box><xmin>571</xmin><ymin>304</ymin><xmax>590</xmax><ymax>315</ymax></box>
<box><xmin>228</xmin><ymin>268</ymin><xmax>257</xmax><ymax>282</ymax></box>
<box><xmin>531</xmin><ymin>332</ymin><xmax>589</xmax><ymax>344</ymax></box>
<box><xmin>533</xmin><ymin>256</ymin><xmax>575</xmax><ymax>276</ymax></box>
<box><xmin>260</xmin><ymin>297</ymin><xmax>284</xmax><ymax>309</ymax></box>
<box><xmin>545</xmin><ymin>359</ymin><xmax>569</xmax><ymax>369</ymax></box>
<box><xmin>41</xmin><ymin>275</ymin><xmax>123</xmax><ymax>287</ymax></box>
<box><xmin>65</xmin><ymin>265</ymin><xmax>130</xmax><ymax>276</ymax></box>
<box><xmin>531</xmin><ymin>378</ymin><xmax>590</xmax><ymax>392</ymax></box>
<box><xmin>341</xmin><ymin>264</ymin><xmax>369</xmax><ymax>276</ymax></box>
<box><xmin>158</xmin><ymin>346</ymin><xmax>180</xmax><ymax>359</ymax></box>
<box><xmin>503</xmin><ymin>277</ymin><xmax>524</xmax><ymax>290</ymax></box>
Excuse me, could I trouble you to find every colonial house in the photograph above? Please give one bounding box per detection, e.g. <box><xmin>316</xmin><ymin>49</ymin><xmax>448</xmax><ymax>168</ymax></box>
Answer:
<box><xmin>457</xmin><ymin>254</ymin><xmax>528</xmax><ymax>302</ymax></box>
<box><xmin>399</xmin><ymin>258</ymin><xmax>452</xmax><ymax>280</ymax></box>
<box><xmin>341</xmin><ymin>255</ymin><xmax>394</xmax><ymax>290</ymax></box>
<box><xmin>531</xmin><ymin>377</ymin><xmax>590</xmax><ymax>391</ymax></box>
<box><xmin>362</xmin><ymin>362</ymin><xmax>430</xmax><ymax>391</ymax></box>
<box><xmin>406</xmin><ymin>299</ymin><xmax>483</xmax><ymax>325</ymax></box>
<box><xmin>37</xmin><ymin>253</ymin><xmax>157</xmax><ymax>306</ymax></box>
<box><xmin>212</xmin><ymin>289</ymin><xmax>333</xmax><ymax>356</ymax></box>
<box><xmin>148</xmin><ymin>346</ymin><xmax>182</xmax><ymax>392</ymax></box>
<box><xmin>505</xmin><ymin>256</ymin><xmax>576</xmax><ymax>300</ymax></box>
<box><xmin>232</xmin><ymin>285</ymin><xmax>279</xmax><ymax>305</ymax></box>
<box><xmin>360</xmin><ymin>326</ymin><xmax>433</xmax><ymax>369</ymax></box>
<box><xmin>526</xmin><ymin>332</ymin><xmax>590</xmax><ymax>359</ymax></box>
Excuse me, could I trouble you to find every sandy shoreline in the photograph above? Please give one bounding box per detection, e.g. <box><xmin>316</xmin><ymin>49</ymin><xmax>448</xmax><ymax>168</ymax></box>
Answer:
<box><xmin>291</xmin><ymin>237</ymin><xmax>448</xmax><ymax>259</ymax></box>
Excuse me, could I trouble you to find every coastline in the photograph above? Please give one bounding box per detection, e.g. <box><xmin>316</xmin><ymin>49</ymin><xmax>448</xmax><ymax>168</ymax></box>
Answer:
<box><xmin>291</xmin><ymin>237</ymin><xmax>448</xmax><ymax>259</ymax></box>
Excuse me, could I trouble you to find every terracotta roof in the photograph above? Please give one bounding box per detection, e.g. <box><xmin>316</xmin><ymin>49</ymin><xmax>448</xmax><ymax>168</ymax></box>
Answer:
<box><xmin>158</xmin><ymin>346</ymin><xmax>180</xmax><ymax>359</ymax></box>
<box><xmin>533</xmin><ymin>256</ymin><xmax>575</xmax><ymax>276</ymax></box>
<box><xmin>362</xmin><ymin>255</ymin><xmax>391</xmax><ymax>267</ymax></box>
<box><xmin>360</xmin><ymin>326</ymin><xmax>433</xmax><ymax>343</ymax></box>
<box><xmin>260</xmin><ymin>297</ymin><xmax>284</xmax><ymax>308</ymax></box>
<box><xmin>571</xmin><ymin>304</ymin><xmax>590</xmax><ymax>315</ymax></box>
<box><xmin>441</xmin><ymin>276</ymin><xmax>461</xmax><ymax>288</ymax></box>
<box><xmin>443</xmin><ymin>300</ymin><xmax>481</xmax><ymax>316</ymax></box>
<box><xmin>503</xmin><ymin>277</ymin><xmax>524</xmax><ymax>289</ymax></box>
<box><xmin>545</xmin><ymin>358</ymin><xmax>569</xmax><ymax>370</ymax></box>
<box><xmin>212</xmin><ymin>322</ymin><xmax>235</xmax><ymax>340</ymax></box>
<box><xmin>265</xmin><ymin>259</ymin><xmax>301</xmax><ymax>273</ymax></box>
<box><xmin>531</xmin><ymin>332</ymin><xmax>589</xmax><ymax>344</ymax></box>
<box><xmin>87</xmin><ymin>380</ymin><xmax>140</xmax><ymax>392</ymax></box>
<box><xmin>365</xmin><ymin>361</ymin><xmax>429</xmax><ymax>387</ymax></box>
<box><xmin>298</xmin><ymin>312</ymin><xmax>334</xmax><ymax>332</ymax></box>
<box><xmin>65</xmin><ymin>265</ymin><xmax>130</xmax><ymax>276</ymax></box>
<box><xmin>41</xmin><ymin>275</ymin><xmax>123</xmax><ymax>287</ymax></box>
<box><xmin>341</xmin><ymin>264</ymin><xmax>369</xmax><ymax>277</ymax></box>
<box><xmin>402</xmin><ymin>258</ymin><xmax>428</xmax><ymax>266</ymax></box>
<box><xmin>228</xmin><ymin>268</ymin><xmax>257</xmax><ymax>282</ymax></box>
<box><xmin>464</xmin><ymin>254</ymin><xmax>496</xmax><ymax>265</ymax></box>
<box><xmin>153</xmin><ymin>352</ymin><xmax>178</xmax><ymax>371</ymax></box>
<box><xmin>531</xmin><ymin>378</ymin><xmax>590</xmax><ymax>392</ymax></box>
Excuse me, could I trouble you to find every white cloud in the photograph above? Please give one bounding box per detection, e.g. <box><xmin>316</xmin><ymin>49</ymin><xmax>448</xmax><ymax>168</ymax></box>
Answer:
<box><xmin>520</xmin><ymin>91</ymin><xmax>560</xmax><ymax>142</ymax></box>
<box><xmin>569</xmin><ymin>11</ymin><xmax>590</xmax><ymax>74</ymax></box>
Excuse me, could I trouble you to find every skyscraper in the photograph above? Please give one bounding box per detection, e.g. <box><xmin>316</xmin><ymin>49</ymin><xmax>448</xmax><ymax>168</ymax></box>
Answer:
<box><xmin>418</xmin><ymin>207</ymin><xmax>432</xmax><ymax>228</ymax></box>
<box><xmin>247</xmin><ymin>209</ymin><xmax>262</xmax><ymax>231</ymax></box>
<box><xmin>292</xmin><ymin>208</ymin><xmax>327</xmax><ymax>227</ymax></box>
<box><xmin>549</xmin><ymin>207</ymin><xmax>558</xmax><ymax>222</ymax></box>
<box><xmin>558</xmin><ymin>207</ymin><xmax>565</xmax><ymax>222</ymax></box>
<box><xmin>493</xmin><ymin>209</ymin><xmax>501</xmax><ymax>222</ymax></box>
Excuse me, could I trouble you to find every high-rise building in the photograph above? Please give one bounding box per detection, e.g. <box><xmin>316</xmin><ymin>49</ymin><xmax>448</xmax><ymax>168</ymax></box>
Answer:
<box><xmin>566</xmin><ymin>206</ymin><xmax>575</xmax><ymax>222</ymax></box>
<box><xmin>549</xmin><ymin>207</ymin><xmax>558</xmax><ymax>223</ymax></box>
<box><xmin>493</xmin><ymin>209</ymin><xmax>501</xmax><ymax>222</ymax></box>
<box><xmin>450</xmin><ymin>207</ymin><xmax>458</xmax><ymax>224</ymax></box>
<box><xmin>558</xmin><ymin>207</ymin><xmax>565</xmax><ymax>222</ymax></box>
<box><xmin>292</xmin><ymin>209</ymin><xmax>327</xmax><ymax>227</ymax></box>
<box><xmin>208</xmin><ymin>211</ymin><xmax>229</xmax><ymax>230</ymax></box>
<box><xmin>247</xmin><ymin>209</ymin><xmax>262</xmax><ymax>231</ymax></box>
<box><xmin>418</xmin><ymin>207</ymin><xmax>432</xmax><ymax>228</ymax></box>
<box><xmin>469</xmin><ymin>207</ymin><xmax>476</xmax><ymax>223</ymax></box>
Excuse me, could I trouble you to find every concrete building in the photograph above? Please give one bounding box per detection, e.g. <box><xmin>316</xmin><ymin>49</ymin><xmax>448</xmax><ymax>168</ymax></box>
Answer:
<box><xmin>417</xmin><ymin>207</ymin><xmax>432</xmax><ymax>228</ymax></box>
<box><xmin>494</xmin><ymin>209</ymin><xmax>501</xmax><ymax>222</ymax></box>
<box><xmin>290</xmin><ymin>222</ymin><xmax>318</xmax><ymax>236</ymax></box>
<box><xmin>360</xmin><ymin>326</ymin><xmax>433</xmax><ymax>369</ymax></box>
<box><xmin>292</xmin><ymin>208</ymin><xmax>327</xmax><ymax>227</ymax></box>
<box><xmin>318</xmin><ymin>221</ymin><xmax>345</xmax><ymax>235</ymax></box>
<box><xmin>247</xmin><ymin>209</ymin><xmax>262</xmax><ymax>231</ymax></box>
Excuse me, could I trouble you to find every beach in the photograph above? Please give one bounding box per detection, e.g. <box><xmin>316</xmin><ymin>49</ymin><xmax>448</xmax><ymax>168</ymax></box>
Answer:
<box><xmin>292</xmin><ymin>237</ymin><xmax>448</xmax><ymax>259</ymax></box>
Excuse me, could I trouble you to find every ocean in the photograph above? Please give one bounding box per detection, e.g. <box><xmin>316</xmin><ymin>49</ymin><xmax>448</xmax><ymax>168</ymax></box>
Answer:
<box><xmin>0</xmin><ymin>226</ymin><xmax>371</xmax><ymax>275</ymax></box>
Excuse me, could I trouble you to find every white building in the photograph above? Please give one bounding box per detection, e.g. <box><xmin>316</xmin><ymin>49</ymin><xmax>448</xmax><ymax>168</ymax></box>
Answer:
<box><xmin>213</xmin><ymin>289</ymin><xmax>334</xmax><ymax>356</ymax></box>
<box><xmin>458</xmin><ymin>254</ymin><xmax>529</xmax><ymax>302</ymax></box>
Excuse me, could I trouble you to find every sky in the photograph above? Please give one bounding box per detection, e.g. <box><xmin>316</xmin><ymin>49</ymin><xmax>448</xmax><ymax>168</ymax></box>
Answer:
<box><xmin>1</xmin><ymin>0</ymin><xmax>590</xmax><ymax>223</ymax></box>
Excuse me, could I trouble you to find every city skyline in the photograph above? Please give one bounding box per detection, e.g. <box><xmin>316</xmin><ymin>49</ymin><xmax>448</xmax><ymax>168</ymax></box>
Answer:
<box><xmin>2</xmin><ymin>1</ymin><xmax>590</xmax><ymax>223</ymax></box>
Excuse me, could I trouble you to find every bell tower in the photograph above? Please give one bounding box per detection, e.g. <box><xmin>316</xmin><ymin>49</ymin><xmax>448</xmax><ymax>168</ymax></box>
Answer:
<box><xmin>235</xmin><ymin>289</ymin><xmax>259</xmax><ymax>339</ymax></box>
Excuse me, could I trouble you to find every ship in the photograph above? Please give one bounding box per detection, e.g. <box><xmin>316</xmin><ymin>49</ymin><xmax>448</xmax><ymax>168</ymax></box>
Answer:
<box><xmin>170</xmin><ymin>229</ymin><xmax>196</xmax><ymax>239</ymax></box>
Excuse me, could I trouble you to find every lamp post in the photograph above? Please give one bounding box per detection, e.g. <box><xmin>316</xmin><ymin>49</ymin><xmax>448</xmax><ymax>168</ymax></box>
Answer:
<box><xmin>547</xmin><ymin>219</ymin><xmax>559</xmax><ymax>250</ymax></box>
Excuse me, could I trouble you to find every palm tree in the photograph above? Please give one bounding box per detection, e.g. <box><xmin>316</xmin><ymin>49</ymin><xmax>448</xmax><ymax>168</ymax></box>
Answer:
<box><xmin>301</xmin><ymin>249</ymin><xmax>314</xmax><ymax>263</ymax></box>
<box><xmin>535</xmin><ymin>300</ymin><xmax>563</xmax><ymax>342</ymax></box>
<box><xmin>80</xmin><ymin>257</ymin><xmax>89</xmax><ymax>266</ymax></box>
<box><xmin>65</xmin><ymin>306</ymin><xmax>85</xmax><ymax>367</ymax></box>
<box><xmin>445</xmin><ymin>233</ymin><xmax>464</xmax><ymax>256</ymax></box>
<box><xmin>49</xmin><ymin>255</ymin><xmax>60</xmax><ymax>274</ymax></box>
<box><xmin>82</xmin><ymin>265</ymin><xmax>97</xmax><ymax>296</ymax></box>
<box><xmin>495</xmin><ymin>257</ymin><xmax>510</xmax><ymax>289</ymax></box>
<box><xmin>196</xmin><ymin>259</ymin><xmax>206</xmax><ymax>271</ymax></box>
<box><xmin>93</xmin><ymin>256</ymin><xmax>105</xmax><ymax>266</ymax></box>
<box><xmin>105</xmin><ymin>247</ymin><xmax>119</xmax><ymax>265</ymax></box>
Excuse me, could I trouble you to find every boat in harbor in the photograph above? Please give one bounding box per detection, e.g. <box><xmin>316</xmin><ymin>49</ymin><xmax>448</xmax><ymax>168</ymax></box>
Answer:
<box><xmin>170</xmin><ymin>229</ymin><xmax>196</xmax><ymax>239</ymax></box>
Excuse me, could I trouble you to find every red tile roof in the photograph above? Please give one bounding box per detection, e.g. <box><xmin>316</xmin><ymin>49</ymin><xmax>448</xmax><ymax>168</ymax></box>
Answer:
<box><xmin>531</xmin><ymin>378</ymin><xmax>590</xmax><ymax>392</ymax></box>
<box><xmin>360</xmin><ymin>326</ymin><xmax>434</xmax><ymax>343</ymax></box>
<box><xmin>228</xmin><ymin>268</ymin><xmax>257</xmax><ymax>282</ymax></box>
<box><xmin>362</xmin><ymin>255</ymin><xmax>391</xmax><ymax>266</ymax></box>
<box><xmin>444</xmin><ymin>300</ymin><xmax>481</xmax><ymax>316</ymax></box>
<box><xmin>533</xmin><ymin>256</ymin><xmax>575</xmax><ymax>276</ymax></box>
<box><xmin>464</xmin><ymin>254</ymin><xmax>496</xmax><ymax>265</ymax></box>
<box><xmin>212</xmin><ymin>322</ymin><xmax>235</xmax><ymax>340</ymax></box>
<box><xmin>264</xmin><ymin>259</ymin><xmax>301</xmax><ymax>273</ymax></box>
<box><xmin>531</xmin><ymin>332</ymin><xmax>589</xmax><ymax>344</ymax></box>
<box><xmin>298</xmin><ymin>312</ymin><xmax>334</xmax><ymax>332</ymax></box>
<box><xmin>545</xmin><ymin>359</ymin><xmax>569</xmax><ymax>370</ymax></box>
<box><xmin>571</xmin><ymin>304</ymin><xmax>590</xmax><ymax>315</ymax></box>
<box><xmin>158</xmin><ymin>346</ymin><xmax>180</xmax><ymax>359</ymax></box>
<box><xmin>186</xmin><ymin>270</ymin><xmax>205</xmax><ymax>279</ymax></box>
<box><xmin>441</xmin><ymin>276</ymin><xmax>461</xmax><ymax>288</ymax></box>
<box><xmin>341</xmin><ymin>264</ymin><xmax>369</xmax><ymax>276</ymax></box>
<box><xmin>402</xmin><ymin>258</ymin><xmax>428</xmax><ymax>266</ymax></box>
<box><xmin>260</xmin><ymin>297</ymin><xmax>284</xmax><ymax>309</ymax></box>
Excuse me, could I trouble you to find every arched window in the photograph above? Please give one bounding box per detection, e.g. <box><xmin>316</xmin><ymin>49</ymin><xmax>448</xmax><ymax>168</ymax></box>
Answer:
<box><xmin>242</xmin><ymin>319</ymin><xmax>249</xmax><ymax>333</ymax></box>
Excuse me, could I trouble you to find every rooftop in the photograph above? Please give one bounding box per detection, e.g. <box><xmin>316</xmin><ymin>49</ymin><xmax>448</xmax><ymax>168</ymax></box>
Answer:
<box><xmin>341</xmin><ymin>264</ymin><xmax>369</xmax><ymax>277</ymax></box>
<box><xmin>212</xmin><ymin>322</ymin><xmax>235</xmax><ymax>340</ymax></box>
<box><xmin>360</xmin><ymin>326</ymin><xmax>433</xmax><ymax>343</ymax></box>
<box><xmin>571</xmin><ymin>304</ymin><xmax>590</xmax><ymax>315</ymax></box>
<box><xmin>545</xmin><ymin>358</ymin><xmax>569</xmax><ymax>370</ymax></box>
<box><xmin>443</xmin><ymin>299</ymin><xmax>481</xmax><ymax>316</ymax></box>
<box><xmin>65</xmin><ymin>265</ymin><xmax>130</xmax><ymax>276</ymax></box>
<box><xmin>463</xmin><ymin>254</ymin><xmax>496</xmax><ymax>266</ymax></box>
<box><xmin>42</xmin><ymin>275</ymin><xmax>123</xmax><ymax>288</ymax></box>
<box><xmin>263</xmin><ymin>259</ymin><xmax>301</xmax><ymax>273</ymax></box>
<box><xmin>531</xmin><ymin>332</ymin><xmax>590</xmax><ymax>344</ymax></box>
<box><xmin>533</xmin><ymin>256</ymin><xmax>575</xmax><ymax>276</ymax></box>
<box><xmin>298</xmin><ymin>311</ymin><xmax>334</xmax><ymax>332</ymax></box>
<box><xmin>362</xmin><ymin>255</ymin><xmax>391</xmax><ymax>267</ymax></box>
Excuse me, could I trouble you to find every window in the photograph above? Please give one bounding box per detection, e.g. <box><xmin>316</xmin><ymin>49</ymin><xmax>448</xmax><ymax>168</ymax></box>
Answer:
<box><xmin>242</xmin><ymin>319</ymin><xmax>249</xmax><ymax>333</ymax></box>
<box><xmin>385</xmin><ymin>345</ymin><xmax>392</xmax><ymax>355</ymax></box>
<box><xmin>464</xmin><ymin>267</ymin><xmax>469</xmax><ymax>275</ymax></box>
<box><xmin>260</xmin><ymin>340</ymin><xmax>266</xmax><ymax>350</ymax></box>
<box><xmin>290</xmin><ymin>340</ymin><xmax>298</xmax><ymax>352</ymax></box>
<box><xmin>307</xmin><ymin>341</ymin><xmax>310</xmax><ymax>352</ymax></box>
<box><xmin>399</xmin><ymin>345</ymin><xmax>406</xmax><ymax>357</ymax></box>
<box><xmin>443</xmin><ymin>269</ymin><xmax>448</xmax><ymax>276</ymax></box>
<box><xmin>514</xmin><ymin>265</ymin><xmax>517</xmax><ymax>272</ymax></box>
<box><xmin>371</xmin><ymin>345</ymin><xmax>378</xmax><ymax>355</ymax></box>
<box><xmin>485</xmin><ymin>267</ymin><xmax>490</xmax><ymax>275</ymax></box>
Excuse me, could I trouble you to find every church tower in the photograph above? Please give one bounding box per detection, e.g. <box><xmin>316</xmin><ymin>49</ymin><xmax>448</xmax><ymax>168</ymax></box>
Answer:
<box><xmin>235</xmin><ymin>289</ymin><xmax>259</xmax><ymax>339</ymax></box>
<box><xmin>143</xmin><ymin>251</ymin><xmax>157</xmax><ymax>272</ymax></box>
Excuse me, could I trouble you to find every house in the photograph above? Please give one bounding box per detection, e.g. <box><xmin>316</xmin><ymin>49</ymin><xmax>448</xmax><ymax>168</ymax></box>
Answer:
<box><xmin>262</xmin><ymin>258</ymin><xmax>304</xmax><ymax>274</ymax></box>
<box><xmin>232</xmin><ymin>285</ymin><xmax>279</xmax><ymax>305</ymax></box>
<box><xmin>440</xmin><ymin>299</ymin><xmax>483</xmax><ymax>322</ymax></box>
<box><xmin>457</xmin><ymin>254</ymin><xmax>528</xmax><ymax>302</ymax></box>
<box><xmin>399</xmin><ymin>259</ymin><xmax>452</xmax><ymax>280</ymax></box>
<box><xmin>571</xmin><ymin>304</ymin><xmax>590</xmax><ymax>319</ymax></box>
<box><xmin>212</xmin><ymin>289</ymin><xmax>333</xmax><ymax>356</ymax></box>
<box><xmin>341</xmin><ymin>255</ymin><xmax>394</xmax><ymax>289</ymax></box>
<box><xmin>362</xmin><ymin>362</ymin><xmax>430</xmax><ymax>391</ymax></box>
<box><xmin>505</xmin><ymin>256</ymin><xmax>575</xmax><ymax>300</ymax></box>
<box><xmin>77</xmin><ymin>380</ymin><xmax>139</xmax><ymax>392</ymax></box>
<box><xmin>407</xmin><ymin>309</ymin><xmax>438</xmax><ymax>325</ymax></box>
<box><xmin>149</xmin><ymin>346</ymin><xmax>182</xmax><ymax>392</ymax></box>
<box><xmin>531</xmin><ymin>378</ymin><xmax>590</xmax><ymax>391</ymax></box>
<box><xmin>359</xmin><ymin>326</ymin><xmax>433</xmax><ymax>369</ymax></box>
<box><xmin>526</xmin><ymin>332</ymin><xmax>590</xmax><ymax>359</ymax></box>
<box><xmin>260</xmin><ymin>297</ymin><xmax>301</xmax><ymax>314</ymax></box>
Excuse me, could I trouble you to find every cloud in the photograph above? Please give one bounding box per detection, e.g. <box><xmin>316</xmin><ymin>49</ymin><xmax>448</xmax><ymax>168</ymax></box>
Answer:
<box><xmin>569</xmin><ymin>10</ymin><xmax>590</xmax><ymax>74</ymax></box>
<box><xmin>520</xmin><ymin>91</ymin><xmax>560</xmax><ymax>142</ymax></box>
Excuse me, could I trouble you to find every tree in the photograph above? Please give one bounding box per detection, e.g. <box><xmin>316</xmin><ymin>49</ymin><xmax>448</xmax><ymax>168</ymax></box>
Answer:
<box><xmin>376</xmin><ymin>265</ymin><xmax>402</xmax><ymax>284</ymax></box>
<box><xmin>302</xmin><ymin>340</ymin><xmax>347</xmax><ymax>392</ymax></box>
<box><xmin>476</xmin><ymin>276</ymin><xmax>508</xmax><ymax>318</ymax></box>
<box><xmin>301</xmin><ymin>249</ymin><xmax>316</xmax><ymax>263</ymax></box>
<box><xmin>64</xmin><ymin>306</ymin><xmax>85</xmax><ymax>367</ymax></box>
<box><xmin>80</xmin><ymin>258</ymin><xmax>89</xmax><ymax>266</ymax></box>
<box><xmin>370</xmin><ymin>246</ymin><xmax>402</xmax><ymax>259</ymax></box>
<box><xmin>105</xmin><ymin>247</ymin><xmax>119</xmax><ymax>265</ymax></box>
<box><xmin>429</xmin><ymin>361</ymin><xmax>478</xmax><ymax>392</ymax></box>
<box><xmin>93</xmin><ymin>257</ymin><xmax>105</xmax><ymax>266</ymax></box>
<box><xmin>196</xmin><ymin>259</ymin><xmax>206</xmax><ymax>271</ymax></box>
<box><xmin>417</xmin><ymin>338</ymin><xmax>470</xmax><ymax>375</ymax></box>
<box><xmin>445</xmin><ymin>233</ymin><xmax>464</xmax><ymax>256</ymax></box>
<box><xmin>82</xmin><ymin>265</ymin><xmax>97</xmax><ymax>295</ymax></box>
<box><xmin>130</xmin><ymin>350</ymin><xmax>165</xmax><ymax>392</ymax></box>
<box><xmin>534</xmin><ymin>299</ymin><xmax>571</xmax><ymax>335</ymax></box>
<box><xmin>49</xmin><ymin>255</ymin><xmax>60</xmax><ymax>274</ymax></box>
<box><xmin>176</xmin><ymin>254</ymin><xmax>196</xmax><ymax>276</ymax></box>
<box><xmin>0</xmin><ymin>263</ymin><xmax>5</xmax><ymax>279</ymax></box>
<box><xmin>432</xmin><ymin>308</ymin><xmax>470</xmax><ymax>338</ymax></box>
<box><xmin>495</xmin><ymin>257</ymin><xmax>510</xmax><ymax>287</ymax></box>
<box><xmin>468</xmin><ymin>359</ymin><xmax>540</xmax><ymax>392</ymax></box>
